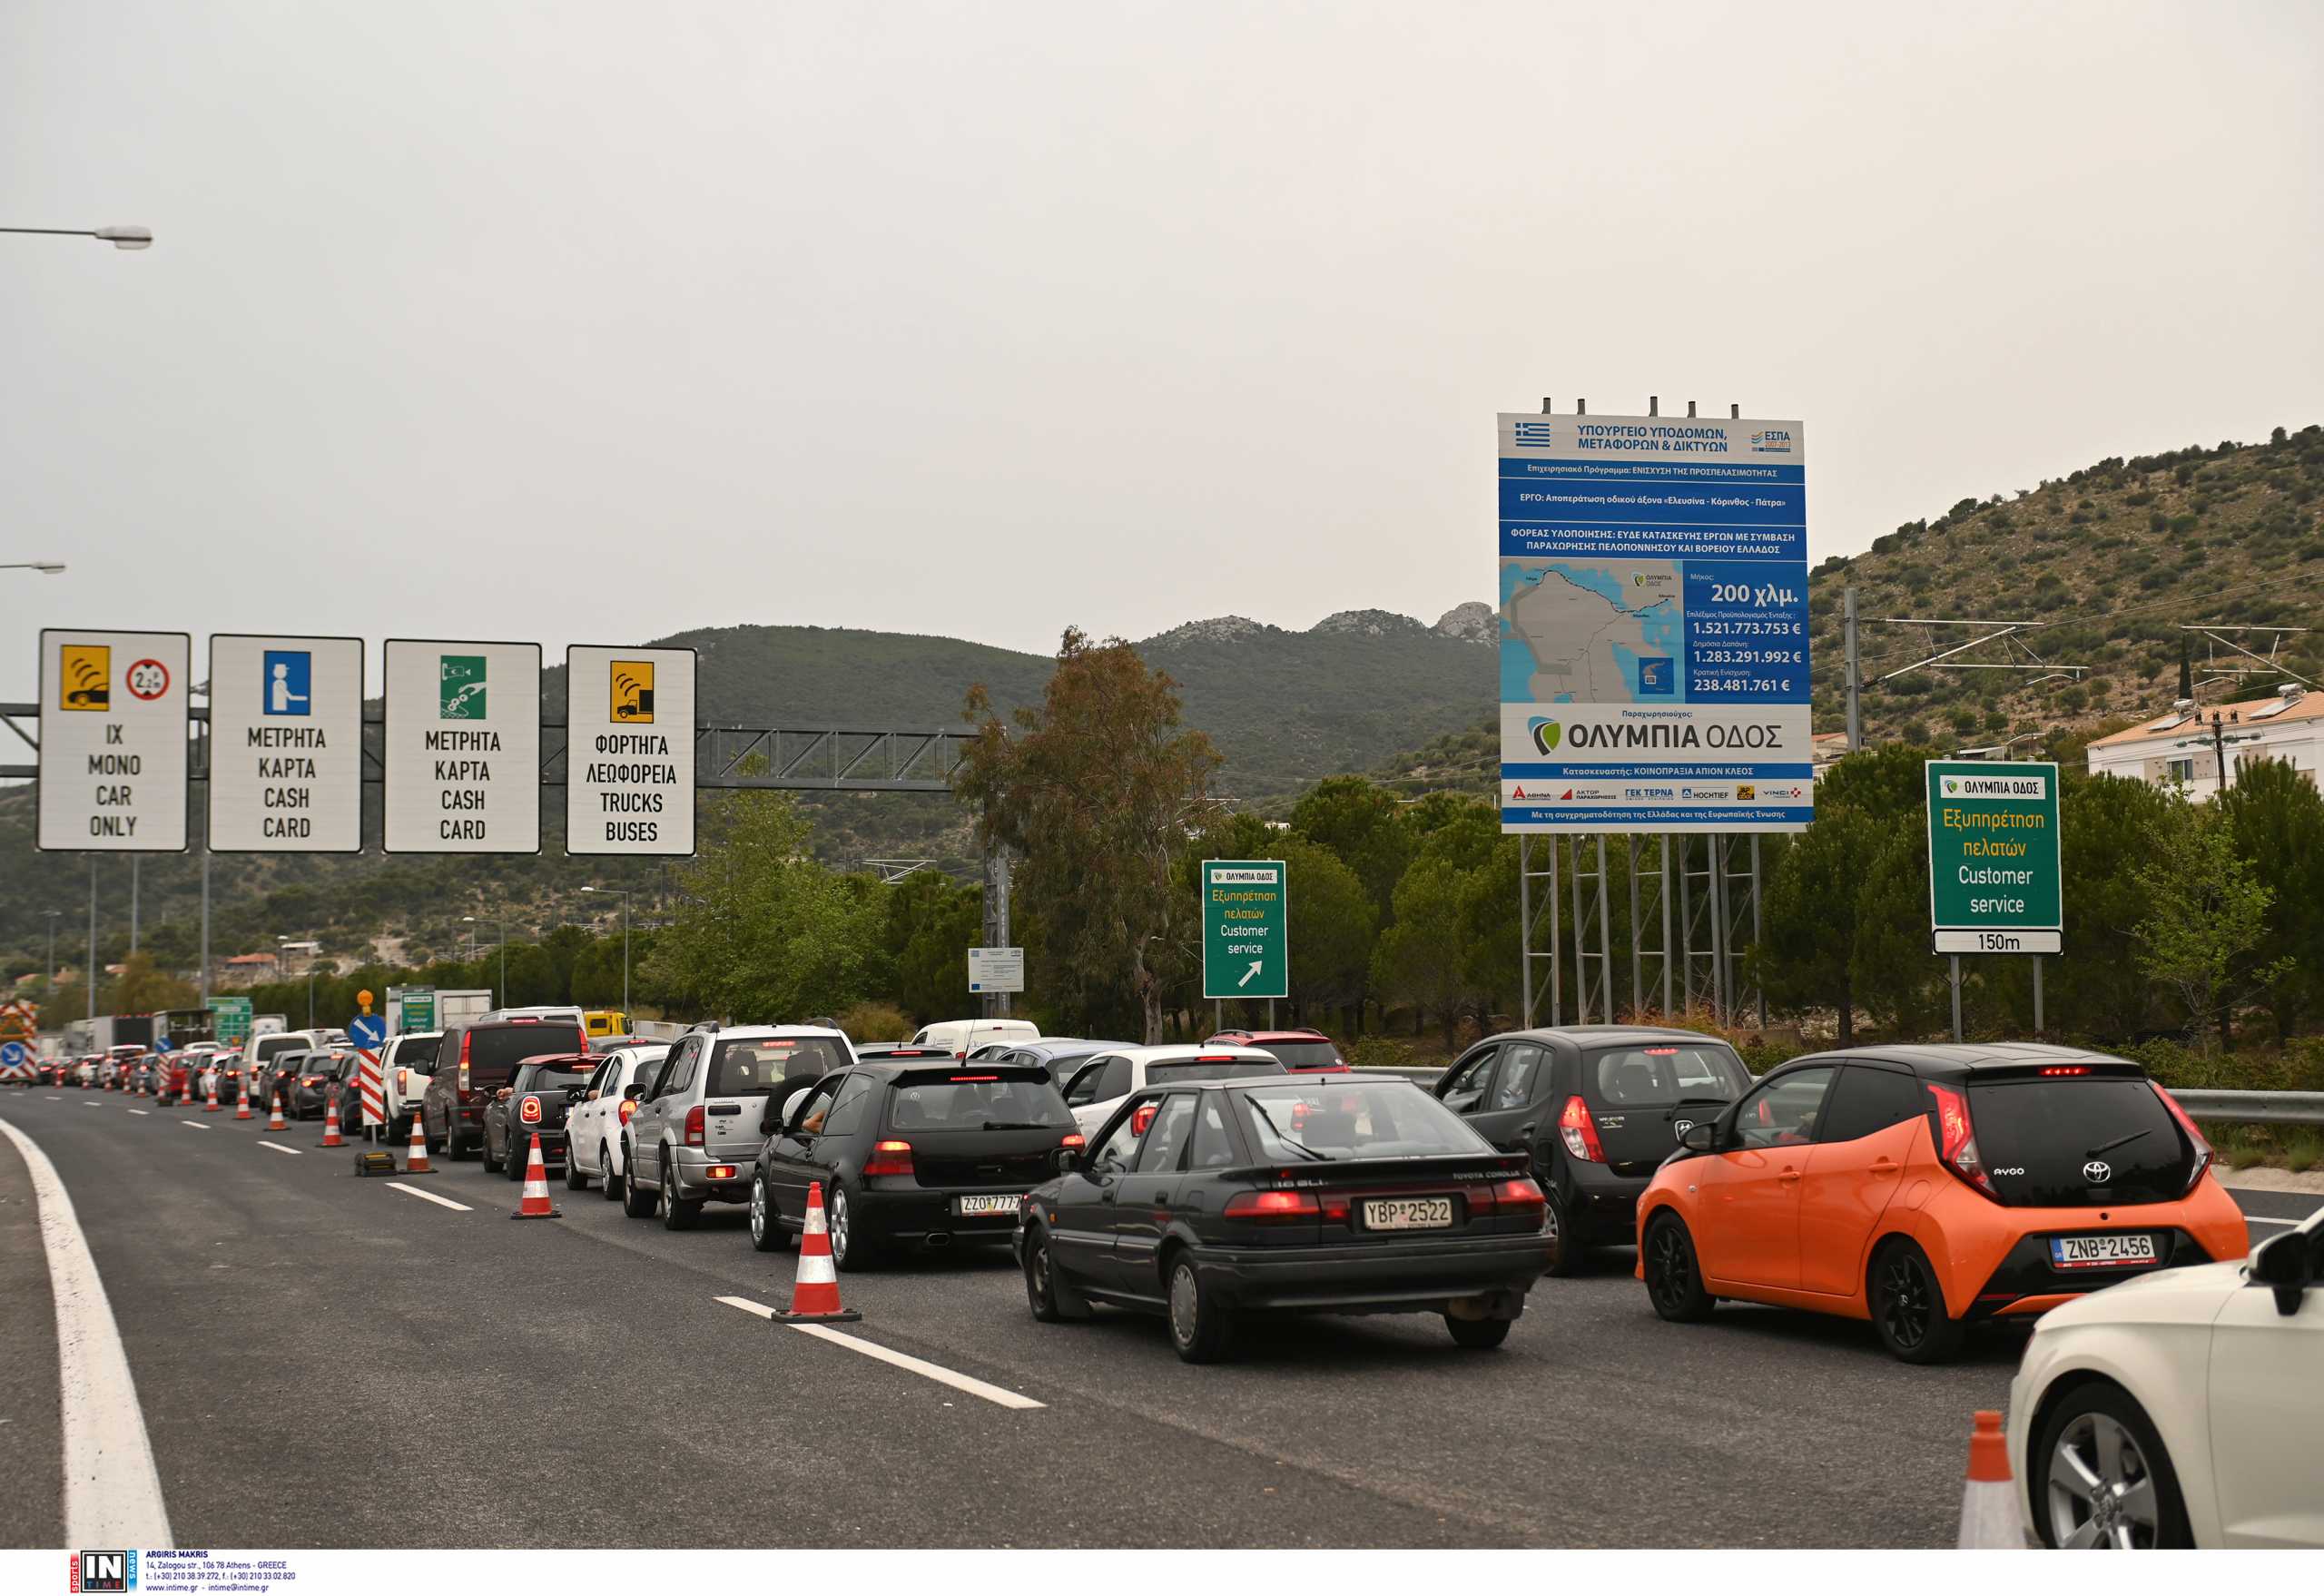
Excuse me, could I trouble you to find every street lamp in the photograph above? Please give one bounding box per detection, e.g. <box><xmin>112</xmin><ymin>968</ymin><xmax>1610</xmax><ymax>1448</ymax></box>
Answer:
<box><xmin>2</xmin><ymin>562</ymin><xmax>66</xmax><ymax>575</ymax></box>
<box><xmin>579</xmin><ymin>886</ymin><xmax>632</xmax><ymax>1018</ymax></box>
<box><xmin>462</xmin><ymin>915</ymin><xmax>507</xmax><ymax>1000</ymax></box>
<box><xmin>44</xmin><ymin>910</ymin><xmax>62</xmax><ymax>996</ymax></box>
<box><xmin>1</xmin><ymin>225</ymin><xmax>153</xmax><ymax>250</ymax></box>
<box><xmin>277</xmin><ymin>938</ymin><xmax>320</xmax><ymax>1028</ymax></box>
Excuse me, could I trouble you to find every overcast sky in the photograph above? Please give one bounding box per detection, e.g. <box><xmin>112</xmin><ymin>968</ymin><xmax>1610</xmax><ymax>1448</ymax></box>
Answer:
<box><xmin>5</xmin><ymin>1</ymin><xmax>2319</xmax><ymax>699</ymax></box>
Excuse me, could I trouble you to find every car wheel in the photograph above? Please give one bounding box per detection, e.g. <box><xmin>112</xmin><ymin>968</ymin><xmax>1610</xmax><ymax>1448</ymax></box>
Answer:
<box><xmin>1642</xmin><ymin>1213</ymin><xmax>1715</xmax><ymax>1323</ymax></box>
<box><xmin>1868</xmin><ymin>1239</ymin><xmax>1965</xmax><ymax>1364</ymax></box>
<box><xmin>2033</xmin><ymin>1382</ymin><xmax>2191</xmax><ymax>1549</ymax></box>
<box><xmin>657</xmin><ymin>1156</ymin><xmax>696</xmax><ymax>1231</ymax></box>
<box><xmin>826</xmin><ymin>1184</ymin><xmax>881</xmax><ymax>1271</ymax></box>
<box><xmin>1444</xmin><ymin>1314</ymin><xmax>1514</xmax><ymax>1350</ymax></box>
<box><xmin>507</xmin><ymin>1137</ymin><xmax>527</xmax><ymax>1181</ymax></box>
<box><xmin>481</xmin><ymin>1133</ymin><xmax>501</xmax><ymax>1173</ymax></box>
<box><xmin>748</xmin><ymin>1173</ymin><xmax>787</xmax><ymax>1253</ymax></box>
<box><xmin>1165</xmin><ymin>1253</ymin><xmax>1234</xmax><ymax>1364</ymax></box>
<box><xmin>1023</xmin><ymin>1229</ymin><xmax>1068</xmax><ymax>1322</ymax></box>
<box><xmin>1541</xmin><ymin>1185</ymin><xmax>1583</xmax><ymax>1277</ymax></box>
<box><xmin>600</xmin><ymin>1143</ymin><xmax>622</xmax><ymax>1202</ymax></box>
<box><xmin>620</xmin><ymin>1143</ymin><xmax>656</xmax><ymax>1218</ymax></box>
<box><xmin>564</xmin><ymin>1144</ymin><xmax>587</xmax><ymax>1189</ymax></box>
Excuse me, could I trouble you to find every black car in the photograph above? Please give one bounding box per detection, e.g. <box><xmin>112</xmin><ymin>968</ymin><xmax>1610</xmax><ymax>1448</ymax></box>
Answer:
<box><xmin>747</xmin><ymin>1059</ymin><xmax>1081</xmax><ymax>1267</ymax></box>
<box><xmin>420</xmin><ymin>1015</ymin><xmax>590</xmax><ymax>1159</ymax></box>
<box><xmin>1433</xmin><ymin>1026</ymin><xmax>1751</xmax><ymax>1276</ymax></box>
<box><xmin>480</xmin><ymin>1054</ymin><xmax>596</xmax><ymax>1178</ymax></box>
<box><xmin>282</xmin><ymin>1049</ymin><xmax>351</xmax><ymax>1119</ymax></box>
<box><xmin>1017</xmin><ymin>1074</ymin><xmax>1556</xmax><ymax>1363</ymax></box>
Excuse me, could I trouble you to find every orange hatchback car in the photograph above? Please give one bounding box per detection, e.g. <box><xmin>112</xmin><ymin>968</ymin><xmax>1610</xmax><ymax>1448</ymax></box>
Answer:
<box><xmin>1635</xmin><ymin>1044</ymin><xmax>2249</xmax><ymax>1363</ymax></box>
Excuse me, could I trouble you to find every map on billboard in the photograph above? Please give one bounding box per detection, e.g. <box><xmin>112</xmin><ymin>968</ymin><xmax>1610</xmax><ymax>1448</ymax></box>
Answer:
<box><xmin>1497</xmin><ymin>413</ymin><xmax>1815</xmax><ymax>834</ymax></box>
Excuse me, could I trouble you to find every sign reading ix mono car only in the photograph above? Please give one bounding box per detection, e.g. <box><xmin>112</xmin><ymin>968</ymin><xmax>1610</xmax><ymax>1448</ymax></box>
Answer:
<box><xmin>207</xmin><ymin>635</ymin><xmax>364</xmax><ymax>852</ymax></box>
<box><xmin>1497</xmin><ymin>413</ymin><xmax>1812</xmax><ymax>833</ymax></box>
<box><xmin>382</xmin><ymin>639</ymin><xmax>542</xmax><ymax>852</ymax></box>
<box><xmin>37</xmin><ymin>628</ymin><xmax>189</xmax><ymax>851</ymax></box>
<box><xmin>566</xmin><ymin>645</ymin><xmax>695</xmax><ymax>854</ymax></box>
<box><xmin>1925</xmin><ymin>760</ymin><xmax>2062</xmax><ymax>954</ymax></box>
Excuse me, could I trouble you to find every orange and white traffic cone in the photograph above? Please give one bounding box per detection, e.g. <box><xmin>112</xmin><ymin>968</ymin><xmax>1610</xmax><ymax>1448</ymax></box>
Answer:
<box><xmin>773</xmin><ymin>1180</ymin><xmax>861</xmax><ymax>1323</ymax></box>
<box><xmin>235</xmin><ymin>1078</ymin><xmax>252</xmax><ymax>1119</ymax></box>
<box><xmin>318</xmin><ymin>1093</ymin><xmax>345</xmax><ymax>1148</ymax></box>
<box><xmin>1957</xmin><ymin>1409</ymin><xmax>2022</xmax><ymax>1548</ymax></box>
<box><xmin>265</xmin><ymin>1090</ymin><xmax>288</xmax><ymax>1132</ymax></box>
<box><xmin>204</xmin><ymin>1072</ymin><xmax>222</xmax><ymax>1113</ymax></box>
<box><xmin>179</xmin><ymin>1072</ymin><xmax>194</xmax><ymax>1108</ymax></box>
<box><xmin>510</xmin><ymin>1132</ymin><xmax>560</xmax><ymax>1219</ymax></box>
<box><xmin>404</xmin><ymin>1110</ymin><xmax>432</xmax><ymax>1174</ymax></box>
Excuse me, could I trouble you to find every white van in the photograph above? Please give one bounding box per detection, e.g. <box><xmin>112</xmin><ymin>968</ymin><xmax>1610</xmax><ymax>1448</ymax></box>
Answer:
<box><xmin>908</xmin><ymin>1018</ymin><xmax>1040</xmax><ymax>1059</ymax></box>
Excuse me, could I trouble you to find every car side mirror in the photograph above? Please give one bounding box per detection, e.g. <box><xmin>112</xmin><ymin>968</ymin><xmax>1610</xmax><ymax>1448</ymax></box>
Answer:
<box><xmin>2250</xmin><ymin>1228</ymin><xmax>2315</xmax><ymax>1316</ymax></box>
<box><xmin>1053</xmin><ymin>1147</ymin><xmax>1080</xmax><ymax>1175</ymax></box>
<box><xmin>622</xmin><ymin>1084</ymin><xmax>642</xmax><ymax>1100</ymax></box>
<box><xmin>1679</xmin><ymin>1122</ymin><xmax>1718</xmax><ymax>1154</ymax></box>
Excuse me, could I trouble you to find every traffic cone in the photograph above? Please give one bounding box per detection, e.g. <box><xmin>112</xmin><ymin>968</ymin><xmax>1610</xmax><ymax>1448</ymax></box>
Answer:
<box><xmin>773</xmin><ymin>1181</ymin><xmax>861</xmax><ymax>1323</ymax></box>
<box><xmin>510</xmin><ymin>1132</ymin><xmax>560</xmax><ymax>1219</ymax></box>
<box><xmin>204</xmin><ymin>1072</ymin><xmax>222</xmax><ymax>1113</ymax></box>
<box><xmin>265</xmin><ymin>1090</ymin><xmax>288</xmax><ymax>1132</ymax></box>
<box><xmin>235</xmin><ymin>1077</ymin><xmax>252</xmax><ymax>1119</ymax></box>
<box><xmin>318</xmin><ymin>1093</ymin><xmax>345</xmax><ymax>1148</ymax></box>
<box><xmin>180</xmin><ymin>1072</ymin><xmax>194</xmax><ymax>1108</ymax></box>
<box><xmin>404</xmin><ymin>1110</ymin><xmax>432</xmax><ymax>1174</ymax></box>
<box><xmin>1957</xmin><ymin>1410</ymin><xmax>2022</xmax><ymax>1548</ymax></box>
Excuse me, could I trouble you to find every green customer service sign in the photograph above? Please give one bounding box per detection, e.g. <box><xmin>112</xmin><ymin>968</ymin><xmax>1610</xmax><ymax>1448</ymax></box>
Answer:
<box><xmin>1202</xmin><ymin>859</ymin><xmax>1289</xmax><ymax>1000</ymax></box>
<box><xmin>1925</xmin><ymin>761</ymin><xmax>2063</xmax><ymax>954</ymax></box>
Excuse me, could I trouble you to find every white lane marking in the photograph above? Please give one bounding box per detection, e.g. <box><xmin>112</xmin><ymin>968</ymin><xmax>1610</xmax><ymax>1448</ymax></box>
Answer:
<box><xmin>178</xmin><ymin>1120</ymin><xmax>211</xmax><ymax>1131</ymax></box>
<box><xmin>82</xmin><ymin>1101</ymin><xmax>101</xmax><ymax>1108</ymax></box>
<box><xmin>257</xmin><ymin>1142</ymin><xmax>301</xmax><ymax>1157</ymax></box>
<box><xmin>387</xmin><ymin>1181</ymin><xmax>470</xmax><ymax>1212</ymax></box>
<box><xmin>714</xmin><ymin>1294</ymin><xmax>1045</xmax><ymax>1410</ymax></box>
<box><xmin>127</xmin><ymin>1109</ymin><xmax>150</xmax><ymax>1117</ymax></box>
<box><xmin>0</xmin><ymin>1115</ymin><xmax>174</xmax><ymax>1546</ymax></box>
<box><xmin>2244</xmin><ymin>1216</ymin><xmax>2299</xmax><ymax>1229</ymax></box>
<box><xmin>44</xmin><ymin>1095</ymin><xmax>62</xmax><ymax>1100</ymax></box>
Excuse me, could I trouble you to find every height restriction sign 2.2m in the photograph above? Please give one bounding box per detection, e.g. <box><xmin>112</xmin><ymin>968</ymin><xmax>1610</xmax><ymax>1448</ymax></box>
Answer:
<box><xmin>1202</xmin><ymin>859</ymin><xmax>1289</xmax><ymax>1000</ymax></box>
<box><xmin>37</xmin><ymin>628</ymin><xmax>190</xmax><ymax>852</ymax></box>
<box><xmin>1925</xmin><ymin>760</ymin><xmax>2063</xmax><ymax>954</ymax></box>
<box><xmin>566</xmin><ymin>645</ymin><xmax>696</xmax><ymax>855</ymax></box>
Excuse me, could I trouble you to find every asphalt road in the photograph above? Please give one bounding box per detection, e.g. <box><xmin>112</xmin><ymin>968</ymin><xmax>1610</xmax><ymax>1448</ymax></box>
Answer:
<box><xmin>3</xmin><ymin>1089</ymin><xmax>2316</xmax><ymax>1550</ymax></box>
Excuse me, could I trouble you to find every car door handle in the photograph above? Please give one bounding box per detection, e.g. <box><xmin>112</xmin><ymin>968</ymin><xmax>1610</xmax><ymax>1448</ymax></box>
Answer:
<box><xmin>1517</xmin><ymin>1123</ymin><xmax>1537</xmax><ymax>1138</ymax></box>
<box><xmin>1778</xmin><ymin>1168</ymin><xmax>1801</xmax><ymax>1183</ymax></box>
<box><xmin>1870</xmin><ymin>1158</ymin><xmax>1900</xmax><ymax>1173</ymax></box>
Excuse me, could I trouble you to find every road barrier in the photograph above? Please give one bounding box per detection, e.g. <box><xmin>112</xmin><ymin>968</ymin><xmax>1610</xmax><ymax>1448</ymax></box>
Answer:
<box><xmin>2171</xmin><ymin>1089</ymin><xmax>2324</xmax><ymax>1128</ymax></box>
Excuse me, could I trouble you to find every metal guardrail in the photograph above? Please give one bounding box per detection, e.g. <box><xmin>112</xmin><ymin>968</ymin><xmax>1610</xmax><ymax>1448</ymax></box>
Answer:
<box><xmin>2170</xmin><ymin>1089</ymin><xmax>2324</xmax><ymax>1128</ymax></box>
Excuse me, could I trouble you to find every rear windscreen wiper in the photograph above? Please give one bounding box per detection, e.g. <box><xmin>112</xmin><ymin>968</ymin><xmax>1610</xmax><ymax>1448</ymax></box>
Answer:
<box><xmin>2089</xmin><ymin>1127</ymin><xmax>2152</xmax><ymax>1157</ymax></box>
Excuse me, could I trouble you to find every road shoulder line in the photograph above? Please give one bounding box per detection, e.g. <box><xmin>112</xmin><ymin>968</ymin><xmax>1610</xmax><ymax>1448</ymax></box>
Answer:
<box><xmin>0</xmin><ymin>1115</ymin><xmax>174</xmax><ymax>1547</ymax></box>
<box><xmin>386</xmin><ymin>1181</ymin><xmax>470</xmax><ymax>1211</ymax></box>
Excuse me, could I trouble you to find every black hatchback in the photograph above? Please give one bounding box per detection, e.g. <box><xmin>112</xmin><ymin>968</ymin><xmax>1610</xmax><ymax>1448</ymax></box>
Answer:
<box><xmin>1017</xmin><ymin>1074</ymin><xmax>1555</xmax><ymax>1363</ymax></box>
<box><xmin>1434</xmin><ymin>1026</ymin><xmax>1751</xmax><ymax>1275</ymax></box>
<box><xmin>748</xmin><ymin>1059</ymin><xmax>1082</xmax><ymax>1268</ymax></box>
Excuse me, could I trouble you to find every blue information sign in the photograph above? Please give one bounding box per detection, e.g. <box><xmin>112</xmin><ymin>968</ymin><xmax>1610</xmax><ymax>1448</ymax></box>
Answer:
<box><xmin>348</xmin><ymin>1014</ymin><xmax>386</xmax><ymax>1050</ymax></box>
<box><xmin>1</xmin><ymin>1041</ymin><xmax>26</xmax><ymax>1068</ymax></box>
<box><xmin>1497</xmin><ymin>412</ymin><xmax>1815</xmax><ymax>833</ymax></box>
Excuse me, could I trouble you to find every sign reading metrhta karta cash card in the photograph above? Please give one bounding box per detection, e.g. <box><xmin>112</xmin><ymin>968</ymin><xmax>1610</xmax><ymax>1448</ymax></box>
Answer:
<box><xmin>382</xmin><ymin>639</ymin><xmax>541</xmax><ymax>853</ymax></box>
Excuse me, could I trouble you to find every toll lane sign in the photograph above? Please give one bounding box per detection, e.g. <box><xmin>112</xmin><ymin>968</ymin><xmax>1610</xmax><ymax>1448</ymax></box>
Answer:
<box><xmin>1202</xmin><ymin>859</ymin><xmax>1289</xmax><ymax>1000</ymax></box>
<box><xmin>382</xmin><ymin>638</ymin><xmax>542</xmax><ymax>853</ymax></box>
<box><xmin>1925</xmin><ymin>760</ymin><xmax>2063</xmax><ymax>954</ymax></box>
<box><xmin>566</xmin><ymin>645</ymin><xmax>696</xmax><ymax>855</ymax></box>
<box><xmin>207</xmin><ymin>634</ymin><xmax>365</xmax><ymax>852</ymax></box>
<box><xmin>37</xmin><ymin>628</ymin><xmax>191</xmax><ymax>852</ymax></box>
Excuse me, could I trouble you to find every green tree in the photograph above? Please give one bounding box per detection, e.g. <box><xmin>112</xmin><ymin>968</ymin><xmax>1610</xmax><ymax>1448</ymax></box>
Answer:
<box><xmin>958</xmin><ymin>629</ymin><xmax>1220</xmax><ymax>1042</ymax></box>
<box><xmin>1370</xmin><ymin>852</ymin><xmax>1475</xmax><ymax>1047</ymax></box>
<box><xmin>884</xmin><ymin>872</ymin><xmax>983</xmax><ymax>1024</ymax></box>
<box><xmin>1850</xmin><ymin>828</ymin><xmax>1943</xmax><ymax>1039</ymax></box>
<box><xmin>2134</xmin><ymin>796</ymin><xmax>2289</xmax><ymax>1049</ymax></box>
<box><xmin>1288</xmin><ymin>776</ymin><xmax>1414</xmax><ymax>924</ymax></box>
<box><xmin>2216</xmin><ymin>756</ymin><xmax>2324</xmax><ymax>1039</ymax></box>
<box><xmin>1755</xmin><ymin>806</ymin><xmax>1882</xmax><ymax>1045</ymax></box>
<box><xmin>1275</xmin><ymin>834</ymin><xmax>1375</xmax><ymax>1027</ymax></box>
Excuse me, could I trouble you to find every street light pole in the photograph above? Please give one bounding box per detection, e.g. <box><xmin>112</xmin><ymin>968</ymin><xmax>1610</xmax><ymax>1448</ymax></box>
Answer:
<box><xmin>1</xmin><ymin>225</ymin><xmax>153</xmax><ymax>250</ymax></box>
<box><xmin>580</xmin><ymin>887</ymin><xmax>632</xmax><ymax>1017</ymax></box>
<box><xmin>86</xmin><ymin>860</ymin><xmax>97</xmax><ymax>1021</ymax></box>
<box><xmin>462</xmin><ymin>915</ymin><xmax>507</xmax><ymax>1000</ymax></box>
<box><xmin>44</xmin><ymin>910</ymin><xmax>61</xmax><ymax>998</ymax></box>
<box><xmin>1</xmin><ymin>562</ymin><xmax>67</xmax><ymax>575</ymax></box>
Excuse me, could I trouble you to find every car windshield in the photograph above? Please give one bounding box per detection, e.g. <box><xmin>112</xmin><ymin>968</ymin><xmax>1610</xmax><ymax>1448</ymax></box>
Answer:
<box><xmin>886</xmin><ymin>1072</ymin><xmax>1074</xmax><ymax>1131</ymax></box>
<box><xmin>1235</xmin><ymin>1081</ymin><xmax>1488</xmax><ymax>1161</ymax></box>
<box><xmin>255</xmin><ymin>1036</ymin><xmax>306</xmax><ymax>1062</ymax></box>
<box><xmin>517</xmin><ymin>1064</ymin><xmax>593</xmax><ymax>1089</ymax></box>
<box><xmin>1147</xmin><ymin>1058</ymin><xmax>1286</xmax><ymax>1085</ymax></box>
<box><xmin>711</xmin><ymin>1037</ymin><xmax>850</xmax><ymax>1096</ymax></box>
<box><xmin>464</xmin><ymin>1025</ymin><xmax>588</xmax><ymax>1076</ymax></box>
<box><xmin>1589</xmin><ymin>1044</ymin><xmax>1749</xmax><ymax>1106</ymax></box>
<box><xmin>1253</xmin><ymin>1041</ymin><xmax>1341</xmax><ymax>1069</ymax></box>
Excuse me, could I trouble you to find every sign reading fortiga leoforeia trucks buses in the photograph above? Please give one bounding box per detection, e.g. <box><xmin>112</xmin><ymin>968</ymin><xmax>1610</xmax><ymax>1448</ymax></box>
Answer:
<box><xmin>565</xmin><ymin>645</ymin><xmax>696</xmax><ymax>855</ymax></box>
<box><xmin>1496</xmin><ymin>412</ymin><xmax>1813</xmax><ymax>834</ymax></box>
<box><xmin>1925</xmin><ymin>760</ymin><xmax>2063</xmax><ymax>954</ymax></box>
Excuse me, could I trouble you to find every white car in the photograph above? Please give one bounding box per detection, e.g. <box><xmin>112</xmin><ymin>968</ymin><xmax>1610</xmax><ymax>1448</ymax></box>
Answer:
<box><xmin>2006</xmin><ymin>1203</ymin><xmax>2324</xmax><ymax>1548</ymax></box>
<box><xmin>910</xmin><ymin>1018</ymin><xmax>1039</xmax><ymax>1059</ymax></box>
<box><xmin>1060</xmin><ymin>1044</ymin><xmax>1287</xmax><ymax>1137</ymax></box>
<box><xmin>564</xmin><ymin>1044</ymin><xmax>669</xmax><ymax>1199</ymax></box>
<box><xmin>381</xmin><ymin>1031</ymin><xmax>444</xmax><ymax>1137</ymax></box>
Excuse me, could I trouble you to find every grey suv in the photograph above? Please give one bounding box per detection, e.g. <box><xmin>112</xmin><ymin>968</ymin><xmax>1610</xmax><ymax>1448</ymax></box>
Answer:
<box><xmin>621</xmin><ymin>1024</ymin><xmax>855</xmax><ymax>1229</ymax></box>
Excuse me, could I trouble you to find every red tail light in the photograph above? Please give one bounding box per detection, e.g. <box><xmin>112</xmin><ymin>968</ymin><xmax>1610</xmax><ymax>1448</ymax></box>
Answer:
<box><xmin>1059</xmin><ymin>1133</ymin><xmax>1085</xmax><ymax>1148</ymax></box>
<box><xmin>1558</xmin><ymin>1096</ymin><xmax>1605</xmax><ymax>1163</ymax></box>
<box><xmin>950</xmin><ymin>1074</ymin><xmax>998</xmax><ymax>1082</ymax></box>
<box><xmin>520</xmin><ymin>1095</ymin><xmax>542</xmax><ymax>1124</ymax></box>
<box><xmin>2039</xmin><ymin>1066</ymin><xmax>2090</xmax><ymax>1077</ymax></box>
<box><xmin>458</xmin><ymin>1030</ymin><xmax>473</xmax><ymax>1092</ymax></box>
<box><xmin>1926</xmin><ymin>1083</ymin><xmax>2000</xmax><ymax>1199</ymax></box>
<box><xmin>2151</xmin><ymin>1082</ymin><xmax>2214</xmax><ymax>1195</ymax></box>
<box><xmin>1131</xmin><ymin>1103</ymin><xmax>1158</xmax><ymax>1136</ymax></box>
<box><xmin>862</xmin><ymin>1139</ymin><xmax>914</xmax><ymax>1177</ymax></box>
<box><xmin>1474</xmin><ymin>1177</ymin><xmax>1547</xmax><ymax>1217</ymax></box>
<box><xmin>617</xmin><ymin>1098</ymin><xmax>635</xmax><ymax>1125</ymax></box>
<box><xmin>1225</xmin><ymin>1190</ymin><xmax>1321</xmax><ymax>1221</ymax></box>
<box><xmin>395</xmin><ymin>1069</ymin><xmax>409</xmax><ymax>1093</ymax></box>
<box><xmin>683</xmin><ymin>1104</ymin><xmax>705</xmax><ymax>1147</ymax></box>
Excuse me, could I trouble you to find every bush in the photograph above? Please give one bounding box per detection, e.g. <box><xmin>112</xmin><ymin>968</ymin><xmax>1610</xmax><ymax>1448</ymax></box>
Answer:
<box><xmin>834</xmin><ymin>1000</ymin><xmax>913</xmax><ymax>1045</ymax></box>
